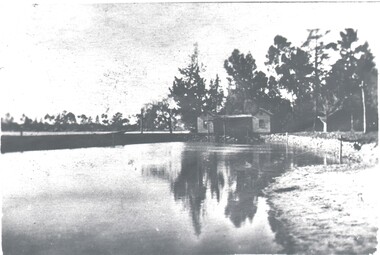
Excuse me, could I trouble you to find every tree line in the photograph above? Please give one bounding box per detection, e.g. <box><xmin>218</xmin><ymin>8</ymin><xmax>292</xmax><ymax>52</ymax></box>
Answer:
<box><xmin>2</xmin><ymin>29</ymin><xmax>377</xmax><ymax>134</ymax></box>
<box><xmin>1</xmin><ymin>111</ymin><xmax>137</xmax><ymax>132</ymax></box>
<box><xmin>168</xmin><ymin>29</ymin><xmax>378</xmax><ymax>133</ymax></box>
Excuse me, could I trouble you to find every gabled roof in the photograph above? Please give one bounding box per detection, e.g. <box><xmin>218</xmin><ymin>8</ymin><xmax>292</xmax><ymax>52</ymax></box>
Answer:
<box><xmin>214</xmin><ymin>114</ymin><xmax>253</xmax><ymax>119</ymax></box>
<box><xmin>206</xmin><ymin>111</ymin><xmax>218</xmax><ymax>117</ymax></box>
<box><xmin>198</xmin><ymin>111</ymin><xmax>217</xmax><ymax>119</ymax></box>
<box><xmin>199</xmin><ymin>108</ymin><xmax>273</xmax><ymax>119</ymax></box>
<box><xmin>258</xmin><ymin>108</ymin><xmax>273</xmax><ymax>116</ymax></box>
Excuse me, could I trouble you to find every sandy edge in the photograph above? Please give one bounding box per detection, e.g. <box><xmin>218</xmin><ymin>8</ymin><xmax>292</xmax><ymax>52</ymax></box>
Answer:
<box><xmin>262</xmin><ymin>134</ymin><xmax>379</xmax><ymax>254</ymax></box>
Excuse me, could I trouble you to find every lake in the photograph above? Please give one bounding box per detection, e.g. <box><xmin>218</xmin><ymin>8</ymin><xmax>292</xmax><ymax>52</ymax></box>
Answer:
<box><xmin>1</xmin><ymin>142</ymin><xmax>340</xmax><ymax>254</ymax></box>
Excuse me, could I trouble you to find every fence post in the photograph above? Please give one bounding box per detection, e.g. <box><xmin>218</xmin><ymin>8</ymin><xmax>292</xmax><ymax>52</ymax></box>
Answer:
<box><xmin>339</xmin><ymin>135</ymin><xmax>343</xmax><ymax>164</ymax></box>
<box><xmin>207</xmin><ymin>115</ymin><xmax>210</xmax><ymax>142</ymax></box>
<box><xmin>223</xmin><ymin>117</ymin><xmax>226</xmax><ymax>143</ymax></box>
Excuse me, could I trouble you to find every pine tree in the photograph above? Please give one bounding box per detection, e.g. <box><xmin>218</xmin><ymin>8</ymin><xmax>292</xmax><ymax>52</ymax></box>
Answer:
<box><xmin>205</xmin><ymin>74</ymin><xmax>224</xmax><ymax>113</ymax></box>
<box><xmin>169</xmin><ymin>44</ymin><xmax>208</xmax><ymax>131</ymax></box>
<box><xmin>328</xmin><ymin>29</ymin><xmax>378</xmax><ymax>131</ymax></box>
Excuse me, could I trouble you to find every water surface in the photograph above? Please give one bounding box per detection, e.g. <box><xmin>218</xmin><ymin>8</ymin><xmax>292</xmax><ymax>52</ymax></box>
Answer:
<box><xmin>2</xmin><ymin>142</ymin><xmax>339</xmax><ymax>254</ymax></box>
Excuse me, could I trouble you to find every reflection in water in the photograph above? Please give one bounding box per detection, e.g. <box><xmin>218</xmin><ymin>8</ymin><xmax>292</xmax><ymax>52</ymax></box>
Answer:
<box><xmin>3</xmin><ymin>142</ymin><xmax>341</xmax><ymax>254</ymax></box>
<box><xmin>267</xmin><ymin>207</ymin><xmax>297</xmax><ymax>254</ymax></box>
<box><xmin>172</xmin><ymin>151</ymin><xmax>207</xmax><ymax>236</ymax></box>
<box><xmin>170</xmin><ymin>151</ymin><xmax>227</xmax><ymax>235</ymax></box>
<box><xmin>142</xmin><ymin>143</ymin><xmax>339</xmax><ymax>236</ymax></box>
<box><xmin>225</xmin><ymin>169</ymin><xmax>258</xmax><ymax>228</ymax></box>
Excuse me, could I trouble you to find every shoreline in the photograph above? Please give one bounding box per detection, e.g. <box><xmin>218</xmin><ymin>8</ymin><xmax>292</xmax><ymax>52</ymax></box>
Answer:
<box><xmin>263</xmin><ymin>133</ymin><xmax>378</xmax><ymax>164</ymax></box>
<box><xmin>262</xmin><ymin>133</ymin><xmax>379</xmax><ymax>254</ymax></box>
<box><xmin>2</xmin><ymin>131</ymin><xmax>378</xmax><ymax>252</ymax></box>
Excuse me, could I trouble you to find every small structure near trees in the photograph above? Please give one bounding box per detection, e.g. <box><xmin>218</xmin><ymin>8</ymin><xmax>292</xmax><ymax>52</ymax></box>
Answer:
<box><xmin>197</xmin><ymin>108</ymin><xmax>272</xmax><ymax>142</ymax></box>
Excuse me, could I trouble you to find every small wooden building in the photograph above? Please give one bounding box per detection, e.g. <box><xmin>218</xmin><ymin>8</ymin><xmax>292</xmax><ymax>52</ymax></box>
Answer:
<box><xmin>197</xmin><ymin>112</ymin><xmax>216</xmax><ymax>134</ymax></box>
<box><xmin>197</xmin><ymin>108</ymin><xmax>272</xmax><ymax>139</ymax></box>
<box><xmin>252</xmin><ymin>108</ymin><xmax>272</xmax><ymax>133</ymax></box>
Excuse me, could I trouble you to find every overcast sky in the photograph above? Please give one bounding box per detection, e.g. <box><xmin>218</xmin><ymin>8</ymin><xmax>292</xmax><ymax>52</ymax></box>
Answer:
<box><xmin>1</xmin><ymin>2</ymin><xmax>379</xmax><ymax>120</ymax></box>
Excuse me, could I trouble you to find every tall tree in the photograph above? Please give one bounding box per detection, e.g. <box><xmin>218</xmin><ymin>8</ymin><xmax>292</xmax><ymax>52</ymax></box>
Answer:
<box><xmin>320</xmin><ymin>67</ymin><xmax>344</xmax><ymax>132</ymax></box>
<box><xmin>224</xmin><ymin>49</ymin><xmax>265</xmax><ymax>114</ymax></box>
<box><xmin>355</xmin><ymin>43</ymin><xmax>378</xmax><ymax>132</ymax></box>
<box><xmin>224</xmin><ymin>48</ymin><xmax>292</xmax><ymax>132</ymax></box>
<box><xmin>328</xmin><ymin>29</ymin><xmax>378</xmax><ymax>131</ymax></box>
<box><xmin>169</xmin><ymin>44</ymin><xmax>208</xmax><ymax>131</ymax></box>
<box><xmin>266</xmin><ymin>35</ymin><xmax>314</xmax><ymax>98</ymax></box>
<box><xmin>205</xmin><ymin>74</ymin><xmax>225</xmax><ymax>114</ymax></box>
<box><xmin>266</xmin><ymin>35</ymin><xmax>314</xmax><ymax>131</ymax></box>
<box><xmin>302</xmin><ymin>29</ymin><xmax>335</xmax><ymax>131</ymax></box>
<box><xmin>139</xmin><ymin>99</ymin><xmax>179</xmax><ymax>132</ymax></box>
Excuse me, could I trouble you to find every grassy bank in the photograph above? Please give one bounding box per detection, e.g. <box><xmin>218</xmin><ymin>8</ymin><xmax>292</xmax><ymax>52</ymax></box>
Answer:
<box><xmin>262</xmin><ymin>132</ymin><xmax>379</xmax><ymax>254</ymax></box>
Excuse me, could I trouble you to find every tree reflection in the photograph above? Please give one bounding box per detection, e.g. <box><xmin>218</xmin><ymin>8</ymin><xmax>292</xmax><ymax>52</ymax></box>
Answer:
<box><xmin>142</xmin><ymin>144</ymin><xmax>293</xmax><ymax>236</ymax></box>
<box><xmin>172</xmin><ymin>151</ymin><xmax>206</xmax><ymax>236</ymax></box>
<box><xmin>171</xmin><ymin>150</ymin><xmax>226</xmax><ymax>235</ymax></box>
<box><xmin>206</xmin><ymin>153</ymin><xmax>225</xmax><ymax>202</ymax></box>
<box><xmin>225</xmin><ymin>169</ymin><xmax>258</xmax><ymax>227</ymax></box>
<box><xmin>171</xmin><ymin>149</ymin><xmax>262</xmax><ymax>234</ymax></box>
<box><xmin>267</xmin><ymin>208</ymin><xmax>296</xmax><ymax>254</ymax></box>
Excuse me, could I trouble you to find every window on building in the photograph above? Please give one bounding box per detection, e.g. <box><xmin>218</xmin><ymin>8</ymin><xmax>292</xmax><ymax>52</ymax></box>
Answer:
<box><xmin>203</xmin><ymin>120</ymin><xmax>208</xmax><ymax>129</ymax></box>
<box><xmin>259</xmin><ymin>119</ymin><xmax>266</xmax><ymax>128</ymax></box>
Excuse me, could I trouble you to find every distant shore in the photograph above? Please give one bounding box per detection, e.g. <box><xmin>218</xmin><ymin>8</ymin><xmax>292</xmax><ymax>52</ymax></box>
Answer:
<box><xmin>0</xmin><ymin>132</ymin><xmax>194</xmax><ymax>153</ymax></box>
<box><xmin>1</xmin><ymin>130</ymin><xmax>191</xmax><ymax>136</ymax></box>
<box><xmin>262</xmin><ymin>133</ymin><xmax>379</xmax><ymax>254</ymax></box>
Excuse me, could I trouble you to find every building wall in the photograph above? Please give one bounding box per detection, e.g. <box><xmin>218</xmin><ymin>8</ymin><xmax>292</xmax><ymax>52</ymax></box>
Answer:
<box><xmin>197</xmin><ymin>116</ymin><xmax>214</xmax><ymax>134</ymax></box>
<box><xmin>212</xmin><ymin>117</ymin><xmax>254</xmax><ymax>142</ymax></box>
<box><xmin>225</xmin><ymin>117</ymin><xmax>253</xmax><ymax>139</ymax></box>
<box><xmin>252</xmin><ymin>112</ymin><xmax>271</xmax><ymax>133</ymax></box>
<box><xmin>199</xmin><ymin>110</ymin><xmax>271</xmax><ymax>136</ymax></box>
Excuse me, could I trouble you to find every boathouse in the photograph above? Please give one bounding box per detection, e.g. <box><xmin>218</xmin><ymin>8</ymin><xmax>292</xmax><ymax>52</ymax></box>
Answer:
<box><xmin>197</xmin><ymin>112</ymin><xmax>216</xmax><ymax>134</ymax></box>
<box><xmin>196</xmin><ymin>108</ymin><xmax>273</xmax><ymax>138</ymax></box>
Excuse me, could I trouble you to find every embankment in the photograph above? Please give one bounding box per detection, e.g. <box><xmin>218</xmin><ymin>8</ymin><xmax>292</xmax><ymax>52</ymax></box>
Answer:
<box><xmin>264</xmin><ymin>164</ymin><xmax>379</xmax><ymax>254</ymax></box>
<box><xmin>262</xmin><ymin>133</ymin><xmax>379</xmax><ymax>254</ymax></box>
<box><xmin>1</xmin><ymin>133</ymin><xmax>196</xmax><ymax>153</ymax></box>
<box><xmin>263</xmin><ymin>133</ymin><xmax>378</xmax><ymax>164</ymax></box>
